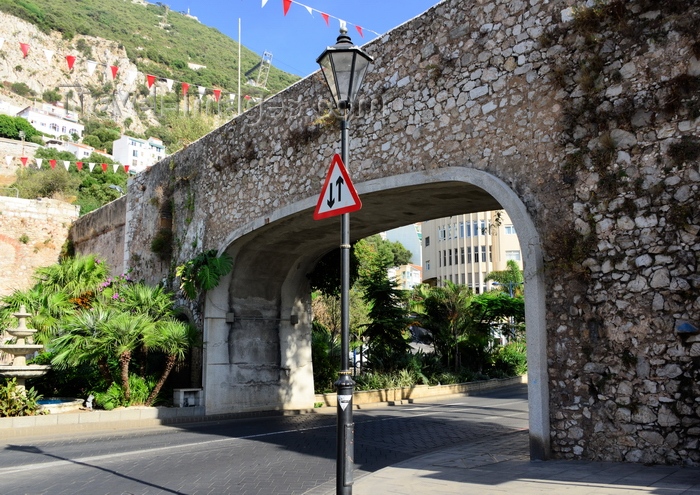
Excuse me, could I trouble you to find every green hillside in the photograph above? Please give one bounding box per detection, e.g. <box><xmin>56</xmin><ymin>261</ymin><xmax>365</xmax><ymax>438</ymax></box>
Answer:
<box><xmin>0</xmin><ymin>0</ymin><xmax>299</xmax><ymax>95</ymax></box>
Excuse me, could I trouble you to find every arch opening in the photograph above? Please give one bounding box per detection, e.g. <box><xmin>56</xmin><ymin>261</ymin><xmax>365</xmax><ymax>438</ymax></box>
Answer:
<box><xmin>203</xmin><ymin>167</ymin><xmax>549</xmax><ymax>460</ymax></box>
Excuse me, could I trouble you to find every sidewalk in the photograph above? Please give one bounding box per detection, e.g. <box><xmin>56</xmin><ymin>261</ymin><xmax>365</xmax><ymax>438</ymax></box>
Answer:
<box><xmin>337</xmin><ymin>430</ymin><xmax>700</xmax><ymax>495</ymax></box>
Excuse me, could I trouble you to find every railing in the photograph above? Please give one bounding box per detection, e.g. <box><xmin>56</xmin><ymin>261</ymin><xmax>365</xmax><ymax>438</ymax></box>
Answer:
<box><xmin>0</xmin><ymin>187</ymin><xmax>19</xmax><ymax>198</ymax></box>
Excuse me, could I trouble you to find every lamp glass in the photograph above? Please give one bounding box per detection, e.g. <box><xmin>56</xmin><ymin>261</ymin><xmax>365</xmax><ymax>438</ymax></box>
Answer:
<box><xmin>317</xmin><ymin>37</ymin><xmax>373</xmax><ymax>109</ymax></box>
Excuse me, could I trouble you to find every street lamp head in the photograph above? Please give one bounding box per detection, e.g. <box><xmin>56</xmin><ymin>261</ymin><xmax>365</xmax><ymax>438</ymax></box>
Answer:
<box><xmin>316</xmin><ymin>27</ymin><xmax>374</xmax><ymax>111</ymax></box>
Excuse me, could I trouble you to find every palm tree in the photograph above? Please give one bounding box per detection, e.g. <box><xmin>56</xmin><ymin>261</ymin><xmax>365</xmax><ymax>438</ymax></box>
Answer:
<box><xmin>142</xmin><ymin>318</ymin><xmax>198</xmax><ymax>406</ymax></box>
<box><xmin>114</xmin><ymin>283</ymin><xmax>175</xmax><ymax>320</ymax></box>
<box><xmin>417</xmin><ymin>281</ymin><xmax>474</xmax><ymax>371</ymax></box>
<box><xmin>33</xmin><ymin>254</ymin><xmax>109</xmax><ymax>301</ymax></box>
<box><xmin>1</xmin><ymin>287</ymin><xmax>75</xmax><ymax>345</ymax></box>
<box><xmin>101</xmin><ymin>312</ymin><xmax>153</xmax><ymax>402</ymax></box>
<box><xmin>485</xmin><ymin>260</ymin><xmax>524</xmax><ymax>297</ymax></box>
<box><xmin>51</xmin><ymin>307</ymin><xmax>117</xmax><ymax>383</ymax></box>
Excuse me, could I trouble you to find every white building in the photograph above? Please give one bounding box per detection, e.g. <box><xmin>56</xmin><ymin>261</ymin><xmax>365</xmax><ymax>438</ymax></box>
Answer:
<box><xmin>421</xmin><ymin>210</ymin><xmax>522</xmax><ymax>292</ymax></box>
<box><xmin>388</xmin><ymin>264</ymin><xmax>423</xmax><ymax>291</ymax></box>
<box><xmin>45</xmin><ymin>139</ymin><xmax>97</xmax><ymax>160</ymax></box>
<box><xmin>16</xmin><ymin>104</ymin><xmax>84</xmax><ymax>139</ymax></box>
<box><xmin>384</xmin><ymin>223</ymin><xmax>423</xmax><ymax>266</ymax></box>
<box><xmin>112</xmin><ymin>135</ymin><xmax>166</xmax><ymax>174</ymax></box>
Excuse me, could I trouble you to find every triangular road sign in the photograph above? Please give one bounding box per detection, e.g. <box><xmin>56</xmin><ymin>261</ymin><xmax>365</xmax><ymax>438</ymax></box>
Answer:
<box><xmin>313</xmin><ymin>154</ymin><xmax>362</xmax><ymax>220</ymax></box>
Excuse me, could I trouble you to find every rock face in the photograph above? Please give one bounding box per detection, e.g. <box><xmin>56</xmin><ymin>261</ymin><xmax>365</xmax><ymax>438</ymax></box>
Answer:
<box><xmin>72</xmin><ymin>0</ymin><xmax>700</xmax><ymax>464</ymax></box>
<box><xmin>0</xmin><ymin>12</ymin><xmax>161</xmax><ymax>133</ymax></box>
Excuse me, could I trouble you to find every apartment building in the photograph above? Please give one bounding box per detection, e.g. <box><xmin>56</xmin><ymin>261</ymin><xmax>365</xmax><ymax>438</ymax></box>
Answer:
<box><xmin>112</xmin><ymin>135</ymin><xmax>166</xmax><ymax>174</ymax></box>
<box><xmin>17</xmin><ymin>104</ymin><xmax>84</xmax><ymax>139</ymax></box>
<box><xmin>421</xmin><ymin>211</ymin><xmax>522</xmax><ymax>292</ymax></box>
<box><xmin>388</xmin><ymin>264</ymin><xmax>423</xmax><ymax>290</ymax></box>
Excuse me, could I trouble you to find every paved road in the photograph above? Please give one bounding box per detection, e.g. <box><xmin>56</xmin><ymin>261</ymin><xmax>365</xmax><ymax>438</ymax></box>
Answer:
<box><xmin>0</xmin><ymin>385</ymin><xmax>528</xmax><ymax>495</ymax></box>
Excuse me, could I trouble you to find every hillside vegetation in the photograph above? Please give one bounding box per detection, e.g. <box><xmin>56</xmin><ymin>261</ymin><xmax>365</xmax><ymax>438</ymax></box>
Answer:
<box><xmin>0</xmin><ymin>0</ymin><xmax>299</xmax><ymax>94</ymax></box>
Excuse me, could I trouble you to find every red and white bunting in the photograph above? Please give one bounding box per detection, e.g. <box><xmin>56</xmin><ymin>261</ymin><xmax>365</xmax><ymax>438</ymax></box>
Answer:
<box><xmin>182</xmin><ymin>82</ymin><xmax>189</xmax><ymax>96</ymax></box>
<box><xmin>19</xmin><ymin>42</ymin><xmax>30</xmax><ymax>58</ymax></box>
<box><xmin>112</xmin><ymin>164</ymin><xmax>119</xmax><ymax>173</ymax></box>
<box><xmin>147</xmin><ymin>74</ymin><xmax>156</xmax><ymax>88</ymax></box>
<box><xmin>124</xmin><ymin>165</ymin><xmax>130</xmax><ymax>173</ymax></box>
<box><xmin>165</xmin><ymin>78</ymin><xmax>174</xmax><ymax>91</ymax></box>
<box><xmin>20</xmin><ymin>156</ymin><xmax>28</xmax><ymax>167</ymax></box>
<box><xmin>213</xmin><ymin>89</ymin><xmax>221</xmax><ymax>102</ymax></box>
<box><xmin>266</xmin><ymin>1</ymin><xmax>380</xmax><ymax>37</ymax></box>
<box><xmin>89</xmin><ymin>162</ymin><xmax>95</xmax><ymax>172</ymax></box>
<box><xmin>66</xmin><ymin>55</ymin><xmax>76</xmax><ymax>70</ymax></box>
<box><xmin>63</xmin><ymin>160</ymin><xmax>70</xmax><ymax>170</ymax></box>
<box><xmin>43</xmin><ymin>49</ymin><xmax>55</xmax><ymax>63</ymax></box>
<box><xmin>101</xmin><ymin>163</ymin><xmax>108</xmax><ymax>172</ymax></box>
<box><xmin>36</xmin><ymin>158</ymin><xmax>43</xmax><ymax>169</ymax></box>
<box><xmin>126</xmin><ymin>70</ymin><xmax>137</xmax><ymax>85</ymax></box>
<box><xmin>76</xmin><ymin>161</ymin><xmax>83</xmax><ymax>170</ymax></box>
<box><xmin>49</xmin><ymin>159</ymin><xmax>56</xmax><ymax>169</ymax></box>
<box><xmin>4</xmin><ymin>156</ymin><xmax>12</xmax><ymax>166</ymax></box>
<box><xmin>109</xmin><ymin>65</ymin><xmax>119</xmax><ymax>79</ymax></box>
<box><xmin>86</xmin><ymin>60</ymin><xmax>97</xmax><ymax>76</ymax></box>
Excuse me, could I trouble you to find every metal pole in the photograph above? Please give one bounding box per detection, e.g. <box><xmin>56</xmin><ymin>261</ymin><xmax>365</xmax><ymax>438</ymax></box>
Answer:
<box><xmin>237</xmin><ymin>18</ymin><xmax>242</xmax><ymax>116</ymax></box>
<box><xmin>336</xmin><ymin>112</ymin><xmax>354</xmax><ymax>495</ymax></box>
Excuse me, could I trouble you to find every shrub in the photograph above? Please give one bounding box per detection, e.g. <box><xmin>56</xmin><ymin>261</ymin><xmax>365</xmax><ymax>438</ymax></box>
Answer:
<box><xmin>0</xmin><ymin>378</ymin><xmax>43</xmax><ymax>417</ymax></box>
<box><xmin>10</xmin><ymin>82</ymin><xmax>31</xmax><ymax>96</ymax></box>
<box><xmin>491</xmin><ymin>341</ymin><xmax>528</xmax><ymax>377</ymax></box>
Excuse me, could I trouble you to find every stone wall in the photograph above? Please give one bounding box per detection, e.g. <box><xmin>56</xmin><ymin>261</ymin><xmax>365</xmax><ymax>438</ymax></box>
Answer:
<box><xmin>0</xmin><ymin>197</ymin><xmax>79</xmax><ymax>297</ymax></box>
<box><xmin>70</xmin><ymin>196</ymin><xmax>126</xmax><ymax>276</ymax></box>
<box><xmin>71</xmin><ymin>0</ymin><xmax>700</xmax><ymax>464</ymax></box>
<box><xmin>0</xmin><ymin>138</ymin><xmax>40</xmax><ymax>184</ymax></box>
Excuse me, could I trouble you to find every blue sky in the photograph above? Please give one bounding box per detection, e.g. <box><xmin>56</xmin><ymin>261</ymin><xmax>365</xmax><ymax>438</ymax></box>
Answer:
<box><xmin>163</xmin><ymin>0</ymin><xmax>441</xmax><ymax>77</ymax></box>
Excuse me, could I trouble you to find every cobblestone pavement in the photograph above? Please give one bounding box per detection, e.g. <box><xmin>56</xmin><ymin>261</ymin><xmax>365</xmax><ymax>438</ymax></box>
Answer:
<box><xmin>0</xmin><ymin>385</ymin><xmax>529</xmax><ymax>494</ymax></box>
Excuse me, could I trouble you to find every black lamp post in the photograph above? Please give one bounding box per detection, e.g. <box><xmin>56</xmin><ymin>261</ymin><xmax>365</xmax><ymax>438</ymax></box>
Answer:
<box><xmin>317</xmin><ymin>28</ymin><xmax>373</xmax><ymax>495</ymax></box>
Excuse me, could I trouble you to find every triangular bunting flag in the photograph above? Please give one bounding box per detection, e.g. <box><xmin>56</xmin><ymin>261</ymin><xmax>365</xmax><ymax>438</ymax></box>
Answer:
<box><xmin>182</xmin><ymin>82</ymin><xmax>189</xmax><ymax>95</ymax></box>
<box><xmin>283</xmin><ymin>0</ymin><xmax>292</xmax><ymax>16</ymax></box>
<box><xmin>44</xmin><ymin>49</ymin><xmax>55</xmax><ymax>63</ymax></box>
<box><xmin>124</xmin><ymin>165</ymin><xmax>130</xmax><ymax>173</ymax></box>
<box><xmin>262</xmin><ymin>0</ymin><xmax>269</xmax><ymax>6</ymax></box>
<box><xmin>244</xmin><ymin>94</ymin><xmax>251</xmax><ymax>100</ymax></box>
<box><xmin>19</xmin><ymin>43</ymin><xmax>30</xmax><ymax>58</ymax></box>
<box><xmin>165</xmin><ymin>78</ymin><xmax>174</xmax><ymax>90</ymax></box>
<box><xmin>36</xmin><ymin>158</ymin><xmax>43</xmax><ymax>169</ymax></box>
<box><xmin>110</xmin><ymin>65</ymin><xmax>119</xmax><ymax>79</ymax></box>
<box><xmin>86</xmin><ymin>60</ymin><xmax>97</xmax><ymax>76</ymax></box>
<box><xmin>356</xmin><ymin>25</ymin><xmax>364</xmax><ymax>37</ymax></box>
<box><xmin>321</xmin><ymin>13</ymin><xmax>330</xmax><ymax>26</ymax></box>
<box><xmin>89</xmin><ymin>162</ymin><xmax>95</xmax><ymax>172</ymax></box>
<box><xmin>305</xmin><ymin>5</ymin><xmax>313</xmax><ymax>15</ymax></box>
<box><xmin>126</xmin><ymin>70</ymin><xmax>137</xmax><ymax>85</ymax></box>
<box><xmin>213</xmin><ymin>89</ymin><xmax>221</xmax><ymax>102</ymax></box>
<box><xmin>101</xmin><ymin>163</ymin><xmax>108</xmax><ymax>172</ymax></box>
<box><xmin>76</xmin><ymin>161</ymin><xmax>83</xmax><ymax>170</ymax></box>
<box><xmin>63</xmin><ymin>160</ymin><xmax>70</xmax><ymax>170</ymax></box>
<box><xmin>113</xmin><ymin>164</ymin><xmax>118</xmax><ymax>173</ymax></box>
<box><xmin>229</xmin><ymin>93</ymin><xmax>236</xmax><ymax>101</ymax></box>
<box><xmin>4</xmin><ymin>156</ymin><xmax>12</xmax><ymax>166</ymax></box>
<box><xmin>20</xmin><ymin>157</ymin><xmax>28</xmax><ymax>167</ymax></box>
<box><xmin>198</xmin><ymin>86</ymin><xmax>206</xmax><ymax>98</ymax></box>
<box><xmin>49</xmin><ymin>159</ymin><xmax>56</xmax><ymax>169</ymax></box>
<box><xmin>147</xmin><ymin>74</ymin><xmax>156</xmax><ymax>88</ymax></box>
<box><xmin>66</xmin><ymin>55</ymin><xmax>76</xmax><ymax>70</ymax></box>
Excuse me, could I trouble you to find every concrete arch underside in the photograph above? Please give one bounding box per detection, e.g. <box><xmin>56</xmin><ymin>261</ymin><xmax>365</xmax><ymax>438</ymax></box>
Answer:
<box><xmin>204</xmin><ymin>166</ymin><xmax>550</xmax><ymax>460</ymax></box>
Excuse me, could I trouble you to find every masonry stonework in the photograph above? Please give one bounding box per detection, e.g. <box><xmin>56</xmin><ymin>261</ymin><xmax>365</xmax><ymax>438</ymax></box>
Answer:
<box><xmin>0</xmin><ymin>197</ymin><xmax>79</xmax><ymax>297</ymax></box>
<box><xmin>72</xmin><ymin>0</ymin><xmax>700</xmax><ymax>464</ymax></box>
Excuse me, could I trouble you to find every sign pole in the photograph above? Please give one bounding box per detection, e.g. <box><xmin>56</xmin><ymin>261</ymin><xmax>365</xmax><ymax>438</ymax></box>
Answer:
<box><xmin>336</xmin><ymin>112</ymin><xmax>355</xmax><ymax>495</ymax></box>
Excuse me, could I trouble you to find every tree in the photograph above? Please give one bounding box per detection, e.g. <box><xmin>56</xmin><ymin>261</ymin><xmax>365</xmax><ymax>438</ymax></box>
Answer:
<box><xmin>360</xmin><ymin>269</ymin><xmax>411</xmax><ymax>372</ymax></box>
<box><xmin>485</xmin><ymin>260</ymin><xmax>524</xmax><ymax>297</ymax></box>
<box><xmin>415</xmin><ymin>282</ymin><xmax>477</xmax><ymax>371</ymax></box>
<box><xmin>143</xmin><ymin>318</ymin><xmax>198</xmax><ymax>406</ymax></box>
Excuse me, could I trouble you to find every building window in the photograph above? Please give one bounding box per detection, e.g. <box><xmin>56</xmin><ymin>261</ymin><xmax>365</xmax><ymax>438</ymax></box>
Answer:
<box><xmin>473</xmin><ymin>222</ymin><xmax>479</xmax><ymax>236</ymax></box>
<box><xmin>132</xmin><ymin>159</ymin><xmax>138</xmax><ymax>166</ymax></box>
<box><xmin>132</xmin><ymin>150</ymin><xmax>139</xmax><ymax>157</ymax></box>
<box><xmin>61</xmin><ymin>126</ymin><xmax>67</xmax><ymax>133</ymax></box>
<box><xmin>448</xmin><ymin>249</ymin><xmax>452</xmax><ymax>266</ymax></box>
<box><xmin>480</xmin><ymin>220</ymin><xmax>486</xmax><ymax>234</ymax></box>
<box><xmin>467</xmin><ymin>247</ymin><xmax>472</xmax><ymax>264</ymax></box>
<box><xmin>489</xmin><ymin>245</ymin><xmax>493</xmax><ymax>262</ymax></box>
<box><xmin>474</xmin><ymin>247</ymin><xmax>479</xmax><ymax>263</ymax></box>
<box><xmin>506</xmin><ymin>250</ymin><xmax>521</xmax><ymax>261</ymax></box>
<box><xmin>460</xmin><ymin>247</ymin><xmax>465</xmax><ymax>264</ymax></box>
<box><xmin>443</xmin><ymin>250</ymin><xmax>447</xmax><ymax>267</ymax></box>
<box><xmin>465</xmin><ymin>223</ymin><xmax>471</xmax><ymax>237</ymax></box>
<box><xmin>461</xmin><ymin>273</ymin><xmax>465</xmax><ymax>284</ymax></box>
<box><xmin>505</xmin><ymin>225</ymin><xmax>516</xmax><ymax>235</ymax></box>
<box><xmin>481</xmin><ymin>246</ymin><xmax>487</xmax><ymax>263</ymax></box>
<box><xmin>426</xmin><ymin>260</ymin><xmax>430</xmax><ymax>270</ymax></box>
<box><xmin>425</xmin><ymin>236</ymin><xmax>430</xmax><ymax>247</ymax></box>
<box><xmin>459</xmin><ymin>222</ymin><xmax>464</xmax><ymax>238</ymax></box>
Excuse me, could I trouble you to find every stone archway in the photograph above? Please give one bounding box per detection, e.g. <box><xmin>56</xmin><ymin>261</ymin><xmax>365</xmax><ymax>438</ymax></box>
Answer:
<box><xmin>203</xmin><ymin>166</ymin><xmax>549</xmax><ymax>460</ymax></box>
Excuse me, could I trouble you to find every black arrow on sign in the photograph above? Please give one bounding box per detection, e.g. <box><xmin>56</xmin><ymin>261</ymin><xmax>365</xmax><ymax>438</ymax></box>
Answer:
<box><xmin>335</xmin><ymin>177</ymin><xmax>344</xmax><ymax>203</ymax></box>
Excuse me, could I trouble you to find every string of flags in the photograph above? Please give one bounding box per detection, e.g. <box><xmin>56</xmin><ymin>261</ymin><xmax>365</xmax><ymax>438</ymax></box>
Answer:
<box><xmin>0</xmin><ymin>0</ymin><xmax>380</xmax><ymax>107</ymax></box>
<box><xmin>3</xmin><ymin>155</ymin><xmax>129</xmax><ymax>173</ymax></box>
<box><xmin>263</xmin><ymin>0</ymin><xmax>380</xmax><ymax>38</ymax></box>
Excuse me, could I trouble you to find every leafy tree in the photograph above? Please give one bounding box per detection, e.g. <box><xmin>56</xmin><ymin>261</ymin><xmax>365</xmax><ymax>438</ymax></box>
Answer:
<box><xmin>10</xmin><ymin>82</ymin><xmax>33</xmax><ymax>97</ymax></box>
<box><xmin>311</xmin><ymin>321</ymin><xmax>341</xmax><ymax>393</ymax></box>
<box><xmin>0</xmin><ymin>115</ymin><xmax>39</xmax><ymax>140</ymax></box>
